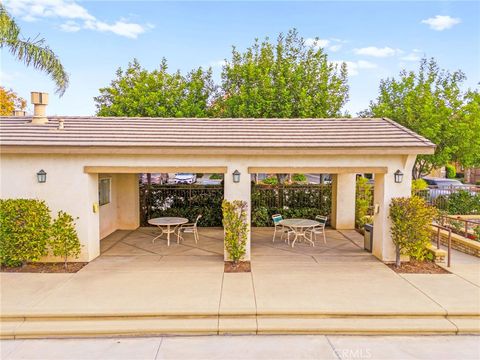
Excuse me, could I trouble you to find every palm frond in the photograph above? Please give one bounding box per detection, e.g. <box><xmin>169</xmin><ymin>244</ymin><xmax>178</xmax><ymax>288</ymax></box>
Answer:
<box><xmin>0</xmin><ymin>4</ymin><xmax>69</xmax><ymax>96</ymax></box>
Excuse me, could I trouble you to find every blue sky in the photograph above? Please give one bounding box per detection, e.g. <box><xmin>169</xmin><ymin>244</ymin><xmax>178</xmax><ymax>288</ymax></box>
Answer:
<box><xmin>1</xmin><ymin>1</ymin><xmax>479</xmax><ymax>116</ymax></box>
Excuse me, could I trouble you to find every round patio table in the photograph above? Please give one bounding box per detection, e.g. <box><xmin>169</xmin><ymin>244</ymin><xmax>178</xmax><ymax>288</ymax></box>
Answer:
<box><xmin>148</xmin><ymin>217</ymin><xmax>188</xmax><ymax>246</ymax></box>
<box><xmin>279</xmin><ymin>219</ymin><xmax>320</xmax><ymax>247</ymax></box>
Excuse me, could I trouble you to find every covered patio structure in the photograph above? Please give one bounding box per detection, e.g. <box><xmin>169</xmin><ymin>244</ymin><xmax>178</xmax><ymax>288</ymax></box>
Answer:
<box><xmin>0</xmin><ymin>114</ymin><xmax>435</xmax><ymax>263</ymax></box>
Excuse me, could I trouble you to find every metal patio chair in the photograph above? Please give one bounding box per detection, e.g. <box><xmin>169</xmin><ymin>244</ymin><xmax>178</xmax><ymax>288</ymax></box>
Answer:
<box><xmin>272</xmin><ymin>214</ymin><xmax>294</xmax><ymax>244</ymax></box>
<box><xmin>305</xmin><ymin>215</ymin><xmax>328</xmax><ymax>244</ymax></box>
<box><xmin>177</xmin><ymin>214</ymin><xmax>202</xmax><ymax>244</ymax></box>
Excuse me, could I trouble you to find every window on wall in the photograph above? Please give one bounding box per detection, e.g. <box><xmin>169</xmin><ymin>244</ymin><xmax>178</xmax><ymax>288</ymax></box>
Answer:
<box><xmin>99</xmin><ymin>178</ymin><xmax>111</xmax><ymax>206</ymax></box>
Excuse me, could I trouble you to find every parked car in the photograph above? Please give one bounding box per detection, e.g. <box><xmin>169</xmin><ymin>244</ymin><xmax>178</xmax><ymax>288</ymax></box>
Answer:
<box><xmin>140</xmin><ymin>173</ymin><xmax>168</xmax><ymax>184</ymax></box>
<box><xmin>174</xmin><ymin>173</ymin><xmax>197</xmax><ymax>184</ymax></box>
<box><xmin>422</xmin><ymin>177</ymin><xmax>477</xmax><ymax>199</ymax></box>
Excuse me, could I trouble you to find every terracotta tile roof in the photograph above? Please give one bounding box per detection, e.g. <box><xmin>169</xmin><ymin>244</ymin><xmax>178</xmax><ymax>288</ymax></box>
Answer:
<box><xmin>0</xmin><ymin>116</ymin><xmax>435</xmax><ymax>149</ymax></box>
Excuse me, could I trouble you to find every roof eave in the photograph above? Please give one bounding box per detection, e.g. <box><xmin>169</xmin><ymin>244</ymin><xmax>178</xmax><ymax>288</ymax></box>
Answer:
<box><xmin>0</xmin><ymin>145</ymin><xmax>436</xmax><ymax>156</ymax></box>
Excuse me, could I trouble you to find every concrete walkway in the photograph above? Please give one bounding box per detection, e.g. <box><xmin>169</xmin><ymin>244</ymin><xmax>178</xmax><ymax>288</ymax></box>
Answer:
<box><xmin>2</xmin><ymin>335</ymin><xmax>479</xmax><ymax>359</ymax></box>
<box><xmin>1</xmin><ymin>228</ymin><xmax>479</xmax><ymax>337</ymax></box>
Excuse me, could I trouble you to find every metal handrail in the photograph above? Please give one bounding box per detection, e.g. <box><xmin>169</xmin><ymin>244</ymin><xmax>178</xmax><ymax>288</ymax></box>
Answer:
<box><xmin>431</xmin><ymin>223</ymin><xmax>452</xmax><ymax>267</ymax></box>
<box><xmin>440</xmin><ymin>215</ymin><xmax>480</xmax><ymax>239</ymax></box>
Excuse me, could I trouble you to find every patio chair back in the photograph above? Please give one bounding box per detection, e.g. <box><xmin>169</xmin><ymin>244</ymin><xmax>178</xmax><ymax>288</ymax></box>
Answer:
<box><xmin>272</xmin><ymin>214</ymin><xmax>283</xmax><ymax>225</ymax></box>
<box><xmin>194</xmin><ymin>214</ymin><xmax>202</xmax><ymax>225</ymax></box>
<box><xmin>315</xmin><ymin>215</ymin><xmax>328</xmax><ymax>226</ymax></box>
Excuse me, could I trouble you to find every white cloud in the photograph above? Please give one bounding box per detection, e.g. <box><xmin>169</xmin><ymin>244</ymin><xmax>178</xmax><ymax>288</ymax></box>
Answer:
<box><xmin>328</xmin><ymin>44</ymin><xmax>342</xmax><ymax>52</ymax></box>
<box><xmin>354</xmin><ymin>46</ymin><xmax>402</xmax><ymax>58</ymax></box>
<box><xmin>305</xmin><ymin>37</ymin><xmax>344</xmax><ymax>52</ymax></box>
<box><xmin>4</xmin><ymin>0</ymin><xmax>151</xmax><ymax>39</ymax></box>
<box><xmin>400</xmin><ymin>49</ymin><xmax>422</xmax><ymax>62</ymax></box>
<box><xmin>59</xmin><ymin>21</ymin><xmax>81</xmax><ymax>32</ymax></box>
<box><xmin>421</xmin><ymin>15</ymin><xmax>461</xmax><ymax>31</ymax></box>
<box><xmin>330</xmin><ymin>60</ymin><xmax>377</xmax><ymax>76</ymax></box>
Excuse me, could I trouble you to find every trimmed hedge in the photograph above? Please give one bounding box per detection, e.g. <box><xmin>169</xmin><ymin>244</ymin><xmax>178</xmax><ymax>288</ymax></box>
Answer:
<box><xmin>0</xmin><ymin>199</ymin><xmax>52</xmax><ymax>266</ymax></box>
<box><xmin>0</xmin><ymin>199</ymin><xmax>81</xmax><ymax>267</ymax></box>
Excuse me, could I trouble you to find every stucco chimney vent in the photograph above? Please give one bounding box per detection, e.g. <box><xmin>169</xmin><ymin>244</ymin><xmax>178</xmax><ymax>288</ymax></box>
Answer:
<box><xmin>31</xmin><ymin>92</ymin><xmax>49</xmax><ymax>124</ymax></box>
<box><xmin>13</xmin><ymin>110</ymin><xmax>26</xmax><ymax>116</ymax></box>
<box><xmin>58</xmin><ymin>119</ymin><xmax>65</xmax><ymax>130</ymax></box>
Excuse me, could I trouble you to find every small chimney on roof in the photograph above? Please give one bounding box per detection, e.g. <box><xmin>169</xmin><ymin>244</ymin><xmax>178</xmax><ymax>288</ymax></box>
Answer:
<box><xmin>13</xmin><ymin>110</ymin><xmax>27</xmax><ymax>116</ymax></box>
<box><xmin>31</xmin><ymin>92</ymin><xmax>49</xmax><ymax>124</ymax></box>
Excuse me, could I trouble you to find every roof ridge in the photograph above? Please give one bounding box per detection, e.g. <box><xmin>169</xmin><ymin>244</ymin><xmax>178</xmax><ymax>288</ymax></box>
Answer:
<box><xmin>381</xmin><ymin>117</ymin><xmax>435</xmax><ymax>146</ymax></box>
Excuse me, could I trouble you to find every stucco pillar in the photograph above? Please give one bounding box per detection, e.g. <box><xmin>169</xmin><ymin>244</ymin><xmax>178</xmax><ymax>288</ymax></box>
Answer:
<box><xmin>117</xmin><ymin>174</ymin><xmax>140</xmax><ymax>230</ymax></box>
<box><xmin>85</xmin><ymin>173</ymin><xmax>100</xmax><ymax>261</ymax></box>
<box><xmin>223</xmin><ymin>164</ymin><xmax>251</xmax><ymax>261</ymax></box>
<box><xmin>330</xmin><ymin>173</ymin><xmax>356</xmax><ymax>229</ymax></box>
<box><xmin>372</xmin><ymin>156</ymin><xmax>416</xmax><ymax>262</ymax></box>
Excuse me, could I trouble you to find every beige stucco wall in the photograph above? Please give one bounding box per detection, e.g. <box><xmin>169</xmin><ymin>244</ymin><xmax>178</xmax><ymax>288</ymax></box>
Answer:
<box><xmin>99</xmin><ymin>173</ymin><xmax>139</xmax><ymax>239</ymax></box>
<box><xmin>0</xmin><ymin>152</ymin><xmax>416</xmax><ymax>263</ymax></box>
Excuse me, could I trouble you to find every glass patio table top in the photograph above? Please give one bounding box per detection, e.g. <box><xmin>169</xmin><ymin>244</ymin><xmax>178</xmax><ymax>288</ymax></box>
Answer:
<box><xmin>148</xmin><ymin>217</ymin><xmax>188</xmax><ymax>246</ymax></box>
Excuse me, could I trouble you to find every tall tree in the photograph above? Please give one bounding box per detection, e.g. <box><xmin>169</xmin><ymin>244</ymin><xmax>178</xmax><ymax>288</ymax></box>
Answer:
<box><xmin>94</xmin><ymin>58</ymin><xmax>216</xmax><ymax>117</ymax></box>
<box><xmin>0</xmin><ymin>87</ymin><xmax>26</xmax><ymax>115</ymax></box>
<box><xmin>212</xmin><ymin>29</ymin><xmax>349</xmax><ymax>118</ymax></box>
<box><xmin>0</xmin><ymin>4</ymin><xmax>69</xmax><ymax>96</ymax></box>
<box><xmin>361</xmin><ymin>58</ymin><xmax>480</xmax><ymax>179</ymax></box>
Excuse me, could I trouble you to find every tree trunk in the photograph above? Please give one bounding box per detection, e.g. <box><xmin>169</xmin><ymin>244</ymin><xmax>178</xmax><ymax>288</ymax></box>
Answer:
<box><xmin>395</xmin><ymin>244</ymin><xmax>401</xmax><ymax>268</ymax></box>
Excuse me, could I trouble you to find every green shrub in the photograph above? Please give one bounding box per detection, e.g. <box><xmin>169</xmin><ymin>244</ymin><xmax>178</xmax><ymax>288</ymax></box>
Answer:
<box><xmin>473</xmin><ymin>226</ymin><xmax>480</xmax><ymax>242</ymax></box>
<box><xmin>291</xmin><ymin>173</ymin><xmax>307</xmax><ymax>183</ymax></box>
<box><xmin>196</xmin><ymin>173</ymin><xmax>204</xmax><ymax>178</ymax></box>
<box><xmin>0</xmin><ymin>199</ymin><xmax>52</xmax><ymax>267</ymax></box>
<box><xmin>446</xmin><ymin>190</ymin><xmax>480</xmax><ymax>215</ymax></box>
<box><xmin>476</xmin><ymin>181</ymin><xmax>480</xmax><ymax>186</ymax></box>
<box><xmin>390</xmin><ymin>196</ymin><xmax>438</xmax><ymax>267</ymax></box>
<box><xmin>222</xmin><ymin>200</ymin><xmax>248</xmax><ymax>263</ymax></box>
<box><xmin>412</xmin><ymin>179</ymin><xmax>428</xmax><ymax>191</ymax></box>
<box><xmin>262</xmin><ymin>176</ymin><xmax>279</xmax><ymax>185</ymax></box>
<box><xmin>251</xmin><ymin>206</ymin><xmax>270</xmax><ymax>226</ymax></box>
<box><xmin>445</xmin><ymin>164</ymin><xmax>456</xmax><ymax>179</ymax></box>
<box><xmin>209</xmin><ymin>173</ymin><xmax>223</xmax><ymax>180</ymax></box>
<box><xmin>50</xmin><ymin>211</ymin><xmax>82</xmax><ymax>269</ymax></box>
<box><xmin>357</xmin><ymin>215</ymin><xmax>374</xmax><ymax>229</ymax></box>
<box><xmin>355</xmin><ymin>177</ymin><xmax>373</xmax><ymax>228</ymax></box>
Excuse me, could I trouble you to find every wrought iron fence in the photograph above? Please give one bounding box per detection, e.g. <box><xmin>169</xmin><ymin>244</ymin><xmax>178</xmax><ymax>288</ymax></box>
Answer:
<box><xmin>139</xmin><ymin>184</ymin><xmax>224</xmax><ymax>226</ymax></box>
<box><xmin>139</xmin><ymin>183</ymin><xmax>333</xmax><ymax>227</ymax></box>
<box><xmin>251</xmin><ymin>184</ymin><xmax>332</xmax><ymax>226</ymax></box>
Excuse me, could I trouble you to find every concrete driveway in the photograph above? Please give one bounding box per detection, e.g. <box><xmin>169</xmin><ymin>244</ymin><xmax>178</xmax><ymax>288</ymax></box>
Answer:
<box><xmin>1</xmin><ymin>228</ymin><xmax>479</xmax><ymax>337</ymax></box>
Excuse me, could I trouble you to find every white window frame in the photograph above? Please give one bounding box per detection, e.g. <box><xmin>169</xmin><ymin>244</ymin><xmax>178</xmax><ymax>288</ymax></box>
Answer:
<box><xmin>99</xmin><ymin>178</ymin><xmax>111</xmax><ymax>206</ymax></box>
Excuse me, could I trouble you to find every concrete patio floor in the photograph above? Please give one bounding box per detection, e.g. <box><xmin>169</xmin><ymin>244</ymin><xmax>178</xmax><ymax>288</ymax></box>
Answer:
<box><xmin>1</xmin><ymin>228</ymin><xmax>479</xmax><ymax>337</ymax></box>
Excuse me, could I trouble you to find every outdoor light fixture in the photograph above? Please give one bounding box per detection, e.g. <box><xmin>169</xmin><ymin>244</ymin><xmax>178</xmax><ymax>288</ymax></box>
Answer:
<box><xmin>394</xmin><ymin>169</ymin><xmax>404</xmax><ymax>184</ymax></box>
<box><xmin>232</xmin><ymin>170</ymin><xmax>241</xmax><ymax>183</ymax></box>
<box><xmin>37</xmin><ymin>169</ymin><xmax>47</xmax><ymax>183</ymax></box>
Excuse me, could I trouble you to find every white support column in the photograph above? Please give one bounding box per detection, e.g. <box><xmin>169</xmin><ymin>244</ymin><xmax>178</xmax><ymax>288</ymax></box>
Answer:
<box><xmin>85</xmin><ymin>173</ymin><xmax>100</xmax><ymax>261</ymax></box>
<box><xmin>372</xmin><ymin>156</ymin><xmax>416</xmax><ymax>262</ymax></box>
<box><xmin>331</xmin><ymin>173</ymin><xmax>356</xmax><ymax>229</ymax></box>
<box><xmin>223</xmin><ymin>164</ymin><xmax>251</xmax><ymax>261</ymax></box>
<box><xmin>117</xmin><ymin>173</ymin><xmax>140</xmax><ymax>230</ymax></box>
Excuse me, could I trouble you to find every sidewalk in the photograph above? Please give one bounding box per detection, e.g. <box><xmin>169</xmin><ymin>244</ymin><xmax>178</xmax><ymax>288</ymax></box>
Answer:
<box><xmin>1</xmin><ymin>335</ymin><xmax>479</xmax><ymax>360</ymax></box>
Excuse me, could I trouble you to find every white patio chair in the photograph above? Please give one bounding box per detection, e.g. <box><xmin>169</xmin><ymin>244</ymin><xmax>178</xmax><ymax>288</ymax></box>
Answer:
<box><xmin>272</xmin><ymin>214</ymin><xmax>294</xmax><ymax>244</ymax></box>
<box><xmin>306</xmin><ymin>215</ymin><xmax>328</xmax><ymax>244</ymax></box>
<box><xmin>177</xmin><ymin>215</ymin><xmax>202</xmax><ymax>244</ymax></box>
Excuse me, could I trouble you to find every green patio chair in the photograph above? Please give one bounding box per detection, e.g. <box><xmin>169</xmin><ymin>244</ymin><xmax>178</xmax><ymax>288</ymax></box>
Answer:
<box><xmin>272</xmin><ymin>214</ymin><xmax>294</xmax><ymax>244</ymax></box>
<box><xmin>306</xmin><ymin>215</ymin><xmax>328</xmax><ymax>244</ymax></box>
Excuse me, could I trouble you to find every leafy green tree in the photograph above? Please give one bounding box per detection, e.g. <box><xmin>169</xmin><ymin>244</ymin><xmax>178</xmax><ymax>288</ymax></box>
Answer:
<box><xmin>362</xmin><ymin>58</ymin><xmax>480</xmax><ymax>178</ymax></box>
<box><xmin>0</xmin><ymin>5</ymin><xmax>69</xmax><ymax>96</ymax></box>
<box><xmin>94</xmin><ymin>58</ymin><xmax>216</xmax><ymax>117</ymax></box>
<box><xmin>212</xmin><ymin>29</ymin><xmax>349</xmax><ymax>118</ymax></box>
<box><xmin>50</xmin><ymin>211</ymin><xmax>81</xmax><ymax>270</ymax></box>
<box><xmin>390</xmin><ymin>196</ymin><xmax>437</xmax><ymax>267</ymax></box>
